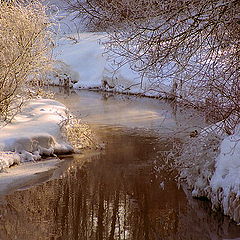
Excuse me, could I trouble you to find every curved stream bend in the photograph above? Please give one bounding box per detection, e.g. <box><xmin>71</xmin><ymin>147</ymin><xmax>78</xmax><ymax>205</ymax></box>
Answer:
<box><xmin>0</xmin><ymin>89</ymin><xmax>239</xmax><ymax>240</ymax></box>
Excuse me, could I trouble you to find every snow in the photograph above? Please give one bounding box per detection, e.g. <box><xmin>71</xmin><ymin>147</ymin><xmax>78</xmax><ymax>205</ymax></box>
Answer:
<box><xmin>180</xmin><ymin>124</ymin><xmax>240</xmax><ymax>223</ymax></box>
<box><xmin>46</xmin><ymin>0</ymin><xmax>172</xmax><ymax>96</ymax></box>
<box><xmin>0</xmin><ymin>99</ymin><xmax>73</xmax><ymax>172</ymax></box>
<box><xmin>51</xmin><ymin>33</ymin><xmax>107</xmax><ymax>89</ymax></box>
<box><xmin>210</xmin><ymin>125</ymin><xmax>240</xmax><ymax>222</ymax></box>
<box><xmin>49</xmin><ymin>32</ymin><xmax>172</xmax><ymax>96</ymax></box>
<box><xmin>0</xmin><ymin>152</ymin><xmax>21</xmax><ymax>172</ymax></box>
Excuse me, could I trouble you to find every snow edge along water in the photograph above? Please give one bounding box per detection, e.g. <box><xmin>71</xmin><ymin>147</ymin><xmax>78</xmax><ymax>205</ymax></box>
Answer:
<box><xmin>0</xmin><ymin>99</ymin><xmax>74</xmax><ymax>172</ymax></box>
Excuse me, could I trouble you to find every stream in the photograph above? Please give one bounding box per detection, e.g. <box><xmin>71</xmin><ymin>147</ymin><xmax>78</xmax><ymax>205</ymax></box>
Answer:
<box><xmin>0</xmin><ymin>88</ymin><xmax>240</xmax><ymax>240</ymax></box>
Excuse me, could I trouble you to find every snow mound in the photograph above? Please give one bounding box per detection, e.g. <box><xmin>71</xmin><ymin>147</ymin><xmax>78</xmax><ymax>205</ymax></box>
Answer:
<box><xmin>0</xmin><ymin>152</ymin><xmax>21</xmax><ymax>172</ymax></box>
<box><xmin>210</xmin><ymin>126</ymin><xmax>240</xmax><ymax>222</ymax></box>
<box><xmin>0</xmin><ymin>99</ymin><xmax>73</xmax><ymax>171</ymax></box>
<box><xmin>178</xmin><ymin>124</ymin><xmax>240</xmax><ymax>223</ymax></box>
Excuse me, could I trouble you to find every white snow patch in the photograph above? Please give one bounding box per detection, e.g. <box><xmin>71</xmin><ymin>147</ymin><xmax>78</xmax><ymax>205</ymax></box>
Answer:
<box><xmin>210</xmin><ymin>125</ymin><xmax>240</xmax><ymax>221</ymax></box>
<box><xmin>50</xmin><ymin>32</ymin><xmax>171</xmax><ymax>96</ymax></box>
<box><xmin>180</xmin><ymin>124</ymin><xmax>240</xmax><ymax>223</ymax></box>
<box><xmin>54</xmin><ymin>33</ymin><xmax>107</xmax><ymax>89</ymax></box>
<box><xmin>0</xmin><ymin>152</ymin><xmax>21</xmax><ymax>172</ymax></box>
<box><xmin>0</xmin><ymin>99</ymin><xmax>73</xmax><ymax>171</ymax></box>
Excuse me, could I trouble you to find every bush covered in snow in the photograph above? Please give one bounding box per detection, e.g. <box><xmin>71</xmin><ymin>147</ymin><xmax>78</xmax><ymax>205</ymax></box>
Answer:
<box><xmin>63</xmin><ymin>117</ymin><xmax>100</xmax><ymax>150</ymax></box>
<box><xmin>0</xmin><ymin>1</ymin><xmax>52</xmax><ymax>120</ymax></box>
<box><xmin>176</xmin><ymin>125</ymin><xmax>240</xmax><ymax>223</ymax></box>
<box><xmin>176</xmin><ymin>133</ymin><xmax>222</xmax><ymax>198</ymax></box>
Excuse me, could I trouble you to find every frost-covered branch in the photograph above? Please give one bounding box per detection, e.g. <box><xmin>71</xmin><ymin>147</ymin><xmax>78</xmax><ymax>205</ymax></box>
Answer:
<box><xmin>65</xmin><ymin>0</ymin><xmax>240</xmax><ymax>132</ymax></box>
<box><xmin>0</xmin><ymin>0</ymin><xmax>53</xmax><ymax>120</ymax></box>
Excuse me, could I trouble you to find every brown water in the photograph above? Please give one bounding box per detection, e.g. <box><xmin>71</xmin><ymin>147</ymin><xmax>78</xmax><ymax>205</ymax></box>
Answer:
<box><xmin>0</xmin><ymin>88</ymin><xmax>240</xmax><ymax>240</ymax></box>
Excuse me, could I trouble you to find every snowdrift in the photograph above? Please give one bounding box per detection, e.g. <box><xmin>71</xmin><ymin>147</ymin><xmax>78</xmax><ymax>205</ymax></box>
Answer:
<box><xmin>0</xmin><ymin>99</ymin><xmax>73</xmax><ymax>171</ymax></box>
<box><xmin>179</xmin><ymin>125</ymin><xmax>240</xmax><ymax>223</ymax></box>
<box><xmin>210</xmin><ymin>126</ymin><xmax>240</xmax><ymax>222</ymax></box>
<box><xmin>49</xmin><ymin>32</ymin><xmax>172</xmax><ymax>97</ymax></box>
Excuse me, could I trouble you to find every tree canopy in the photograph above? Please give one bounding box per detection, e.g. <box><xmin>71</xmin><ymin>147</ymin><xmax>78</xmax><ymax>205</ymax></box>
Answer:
<box><xmin>65</xmin><ymin>0</ymin><xmax>239</xmax><ymax>133</ymax></box>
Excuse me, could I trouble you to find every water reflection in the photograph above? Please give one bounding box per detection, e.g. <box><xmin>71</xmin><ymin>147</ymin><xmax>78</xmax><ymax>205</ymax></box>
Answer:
<box><xmin>0</xmin><ymin>127</ymin><xmax>240</xmax><ymax>240</ymax></box>
<box><xmin>50</xmin><ymin>87</ymin><xmax>205</xmax><ymax>136</ymax></box>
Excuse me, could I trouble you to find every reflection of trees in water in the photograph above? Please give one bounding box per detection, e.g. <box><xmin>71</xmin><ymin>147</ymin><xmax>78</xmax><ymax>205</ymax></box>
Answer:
<box><xmin>47</xmin><ymin>130</ymin><xmax>225</xmax><ymax>239</ymax></box>
<box><xmin>0</xmin><ymin>129</ymin><xmax>240</xmax><ymax>239</ymax></box>
<box><xmin>54</xmin><ymin>153</ymin><xmax>184</xmax><ymax>240</ymax></box>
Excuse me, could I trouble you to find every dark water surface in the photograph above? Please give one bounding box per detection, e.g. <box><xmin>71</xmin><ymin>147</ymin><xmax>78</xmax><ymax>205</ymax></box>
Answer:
<box><xmin>0</xmin><ymin>88</ymin><xmax>240</xmax><ymax>240</ymax></box>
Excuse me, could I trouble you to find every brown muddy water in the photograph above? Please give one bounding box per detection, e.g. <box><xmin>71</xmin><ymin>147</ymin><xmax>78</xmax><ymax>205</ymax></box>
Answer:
<box><xmin>0</xmin><ymin>88</ymin><xmax>240</xmax><ymax>240</ymax></box>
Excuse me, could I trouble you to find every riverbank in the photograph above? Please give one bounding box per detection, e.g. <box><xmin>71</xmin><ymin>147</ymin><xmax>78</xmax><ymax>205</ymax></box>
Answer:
<box><xmin>177</xmin><ymin>124</ymin><xmax>240</xmax><ymax>223</ymax></box>
<box><xmin>48</xmin><ymin>4</ymin><xmax>240</xmax><ymax>222</ymax></box>
<box><xmin>0</xmin><ymin>89</ymin><xmax>239</xmax><ymax>239</ymax></box>
<box><xmin>0</xmin><ymin>98</ymin><xmax>73</xmax><ymax>172</ymax></box>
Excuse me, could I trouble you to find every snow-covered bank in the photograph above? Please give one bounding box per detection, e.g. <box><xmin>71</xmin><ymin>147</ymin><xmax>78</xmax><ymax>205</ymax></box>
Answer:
<box><xmin>47</xmin><ymin>0</ymin><xmax>172</xmax><ymax>98</ymax></box>
<box><xmin>210</xmin><ymin>126</ymin><xmax>240</xmax><ymax>222</ymax></box>
<box><xmin>49</xmin><ymin>32</ymin><xmax>172</xmax><ymax>97</ymax></box>
<box><xmin>179</xmin><ymin>124</ymin><xmax>240</xmax><ymax>223</ymax></box>
<box><xmin>0</xmin><ymin>99</ymin><xmax>73</xmax><ymax>172</ymax></box>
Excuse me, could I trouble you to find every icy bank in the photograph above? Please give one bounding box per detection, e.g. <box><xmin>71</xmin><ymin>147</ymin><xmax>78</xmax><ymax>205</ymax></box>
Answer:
<box><xmin>49</xmin><ymin>32</ymin><xmax>171</xmax><ymax>97</ymax></box>
<box><xmin>45</xmin><ymin>0</ymin><xmax>172</xmax><ymax>96</ymax></box>
<box><xmin>0</xmin><ymin>99</ymin><xmax>73</xmax><ymax>171</ymax></box>
<box><xmin>179</xmin><ymin>124</ymin><xmax>240</xmax><ymax>223</ymax></box>
<box><xmin>210</xmin><ymin>126</ymin><xmax>240</xmax><ymax>222</ymax></box>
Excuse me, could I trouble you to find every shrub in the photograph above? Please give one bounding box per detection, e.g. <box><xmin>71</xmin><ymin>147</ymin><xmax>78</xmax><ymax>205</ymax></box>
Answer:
<box><xmin>0</xmin><ymin>0</ymin><xmax>53</xmax><ymax>120</ymax></box>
